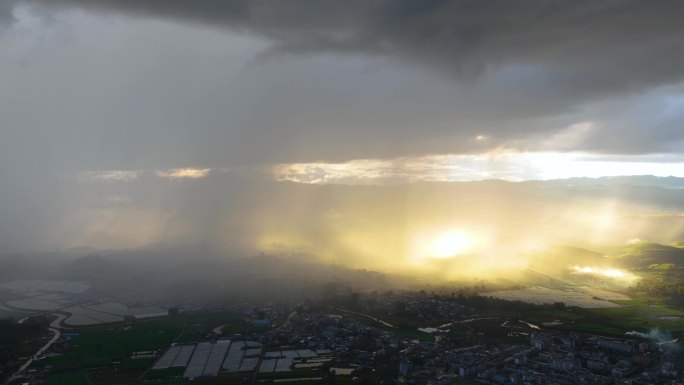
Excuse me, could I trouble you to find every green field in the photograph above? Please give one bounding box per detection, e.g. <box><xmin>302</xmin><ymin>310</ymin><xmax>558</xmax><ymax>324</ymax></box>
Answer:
<box><xmin>44</xmin><ymin>318</ymin><xmax>187</xmax><ymax>368</ymax></box>
<box><xmin>257</xmin><ymin>369</ymin><xmax>321</xmax><ymax>380</ymax></box>
<box><xmin>175</xmin><ymin>312</ymin><xmax>264</xmax><ymax>343</ymax></box>
<box><xmin>182</xmin><ymin>312</ymin><xmax>241</xmax><ymax>334</ymax></box>
<box><xmin>145</xmin><ymin>366</ymin><xmax>185</xmax><ymax>380</ymax></box>
<box><xmin>122</xmin><ymin>357</ymin><xmax>157</xmax><ymax>370</ymax></box>
<box><xmin>43</xmin><ymin>311</ymin><xmax>255</xmax><ymax>370</ymax></box>
<box><xmin>46</xmin><ymin>370</ymin><xmax>90</xmax><ymax>385</ymax></box>
<box><xmin>523</xmin><ymin>299</ymin><xmax>684</xmax><ymax>336</ymax></box>
<box><xmin>269</xmin><ymin>380</ymin><xmax>320</xmax><ymax>385</ymax></box>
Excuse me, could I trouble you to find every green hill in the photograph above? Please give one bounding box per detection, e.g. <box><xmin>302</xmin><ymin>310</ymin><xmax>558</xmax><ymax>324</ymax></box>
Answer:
<box><xmin>671</xmin><ymin>241</ymin><xmax>684</xmax><ymax>248</ymax></box>
<box><xmin>617</xmin><ymin>242</ymin><xmax>684</xmax><ymax>268</ymax></box>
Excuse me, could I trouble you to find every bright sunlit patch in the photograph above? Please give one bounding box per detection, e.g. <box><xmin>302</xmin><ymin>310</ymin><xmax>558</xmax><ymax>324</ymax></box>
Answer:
<box><xmin>156</xmin><ymin>168</ymin><xmax>211</xmax><ymax>180</ymax></box>
<box><xmin>576</xmin><ymin>266</ymin><xmax>595</xmax><ymax>274</ymax></box>
<box><xmin>571</xmin><ymin>265</ymin><xmax>638</xmax><ymax>283</ymax></box>
<box><xmin>272</xmin><ymin>152</ymin><xmax>684</xmax><ymax>185</ymax></box>
<box><xmin>601</xmin><ymin>268</ymin><xmax>626</xmax><ymax>278</ymax></box>
<box><xmin>426</xmin><ymin>230</ymin><xmax>479</xmax><ymax>259</ymax></box>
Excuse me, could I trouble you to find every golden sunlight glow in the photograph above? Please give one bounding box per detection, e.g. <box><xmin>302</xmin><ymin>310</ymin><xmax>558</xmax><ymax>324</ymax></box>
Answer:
<box><xmin>601</xmin><ymin>268</ymin><xmax>626</xmax><ymax>278</ymax></box>
<box><xmin>426</xmin><ymin>230</ymin><xmax>478</xmax><ymax>259</ymax></box>
<box><xmin>572</xmin><ymin>265</ymin><xmax>637</xmax><ymax>282</ymax></box>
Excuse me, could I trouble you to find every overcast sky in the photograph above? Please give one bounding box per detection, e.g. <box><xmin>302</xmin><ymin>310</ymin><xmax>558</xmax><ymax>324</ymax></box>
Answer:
<box><xmin>1</xmin><ymin>0</ymin><xmax>684</xmax><ymax>252</ymax></box>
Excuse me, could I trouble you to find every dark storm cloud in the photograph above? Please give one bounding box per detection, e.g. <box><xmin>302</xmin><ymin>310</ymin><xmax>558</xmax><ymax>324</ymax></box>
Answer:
<box><xmin>2</xmin><ymin>0</ymin><xmax>680</xmax><ymax>158</ymax></box>
<box><xmin>15</xmin><ymin>0</ymin><xmax>684</xmax><ymax>93</ymax></box>
<box><xmin>570</xmin><ymin>87</ymin><xmax>684</xmax><ymax>154</ymax></box>
<box><xmin>0</xmin><ymin>3</ymin><xmax>15</xmax><ymax>28</ymax></box>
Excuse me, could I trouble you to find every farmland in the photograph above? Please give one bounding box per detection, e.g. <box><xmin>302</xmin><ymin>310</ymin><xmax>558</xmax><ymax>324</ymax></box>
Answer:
<box><xmin>0</xmin><ymin>280</ymin><xmax>90</xmax><ymax>294</ymax></box>
<box><xmin>485</xmin><ymin>286</ymin><xmax>624</xmax><ymax>308</ymax></box>
<box><xmin>6</xmin><ymin>297</ymin><xmax>64</xmax><ymax>311</ymax></box>
<box><xmin>45</xmin><ymin>371</ymin><xmax>90</xmax><ymax>385</ymax></box>
<box><xmin>63</xmin><ymin>303</ymin><xmax>168</xmax><ymax>326</ymax></box>
<box><xmin>63</xmin><ymin>306</ymin><xmax>126</xmax><ymax>325</ymax></box>
<box><xmin>43</xmin><ymin>318</ymin><xmax>186</xmax><ymax>369</ymax></box>
<box><xmin>550</xmin><ymin>300</ymin><xmax>684</xmax><ymax>336</ymax></box>
<box><xmin>0</xmin><ymin>303</ymin><xmax>31</xmax><ymax>319</ymax></box>
<box><xmin>0</xmin><ymin>279</ymin><xmax>170</xmax><ymax>327</ymax></box>
<box><xmin>39</xmin><ymin>311</ymin><xmax>265</xmax><ymax>381</ymax></box>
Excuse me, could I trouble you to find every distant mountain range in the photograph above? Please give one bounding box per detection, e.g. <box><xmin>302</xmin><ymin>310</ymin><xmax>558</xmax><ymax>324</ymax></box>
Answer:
<box><xmin>532</xmin><ymin>175</ymin><xmax>684</xmax><ymax>189</ymax></box>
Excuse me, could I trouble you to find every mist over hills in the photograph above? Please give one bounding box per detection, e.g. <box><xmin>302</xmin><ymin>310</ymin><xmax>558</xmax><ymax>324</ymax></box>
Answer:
<box><xmin>0</xmin><ymin>249</ymin><xmax>407</xmax><ymax>302</ymax></box>
<box><xmin>3</xmin><ymin>175</ymin><xmax>684</xmax><ymax>280</ymax></box>
<box><xmin>3</xmin><ymin>232</ymin><xmax>684</xmax><ymax>306</ymax></box>
<box><xmin>2</xmin><ymin>238</ymin><xmax>684</xmax><ymax>304</ymax></box>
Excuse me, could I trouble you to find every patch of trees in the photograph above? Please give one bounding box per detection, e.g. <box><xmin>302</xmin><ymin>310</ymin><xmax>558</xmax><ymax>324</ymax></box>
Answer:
<box><xmin>628</xmin><ymin>279</ymin><xmax>684</xmax><ymax>306</ymax></box>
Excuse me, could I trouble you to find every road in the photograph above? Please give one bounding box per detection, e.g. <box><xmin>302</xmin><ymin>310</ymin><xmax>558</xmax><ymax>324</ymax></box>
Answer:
<box><xmin>3</xmin><ymin>313</ymin><xmax>66</xmax><ymax>385</ymax></box>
